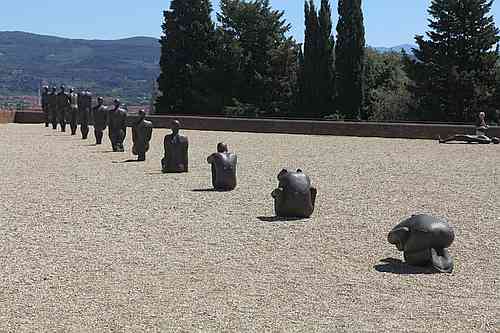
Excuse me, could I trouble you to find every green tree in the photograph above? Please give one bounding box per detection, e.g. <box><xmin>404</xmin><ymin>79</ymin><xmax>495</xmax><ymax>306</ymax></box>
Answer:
<box><xmin>364</xmin><ymin>49</ymin><xmax>412</xmax><ymax>121</ymax></box>
<box><xmin>297</xmin><ymin>0</ymin><xmax>335</xmax><ymax>118</ymax></box>
<box><xmin>156</xmin><ymin>0</ymin><xmax>218</xmax><ymax>114</ymax></box>
<box><xmin>335</xmin><ymin>0</ymin><xmax>366</xmax><ymax>120</ymax></box>
<box><xmin>406</xmin><ymin>0</ymin><xmax>499</xmax><ymax>122</ymax></box>
<box><xmin>217</xmin><ymin>0</ymin><xmax>299</xmax><ymax>116</ymax></box>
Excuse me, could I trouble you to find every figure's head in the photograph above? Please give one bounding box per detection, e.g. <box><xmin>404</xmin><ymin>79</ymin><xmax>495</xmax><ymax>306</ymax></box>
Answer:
<box><xmin>479</xmin><ymin>112</ymin><xmax>486</xmax><ymax>120</ymax></box>
<box><xmin>51</xmin><ymin>86</ymin><xmax>57</xmax><ymax>93</ymax></box>
<box><xmin>113</xmin><ymin>99</ymin><xmax>121</xmax><ymax>108</ymax></box>
<box><xmin>97</xmin><ymin>97</ymin><xmax>104</xmax><ymax>105</ymax></box>
<box><xmin>138</xmin><ymin>109</ymin><xmax>146</xmax><ymax>119</ymax></box>
<box><xmin>277</xmin><ymin>168</ymin><xmax>310</xmax><ymax>192</ymax></box>
<box><xmin>69</xmin><ymin>88</ymin><xmax>74</xmax><ymax>93</ymax></box>
<box><xmin>43</xmin><ymin>86</ymin><xmax>49</xmax><ymax>92</ymax></box>
<box><xmin>171</xmin><ymin>120</ymin><xmax>181</xmax><ymax>134</ymax></box>
<box><xmin>492</xmin><ymin>137</ymin><xmax>500</xmax><ymax>144</ymax></box>
<box><xmin>60</xmin><ymin>85</ymin><xmax>65</xmax><ymax>92</ymax></box>
<box><xmin>217</xmin><ymin>142</ymin><xmax>228</xmax><ymax>153</ymax></box>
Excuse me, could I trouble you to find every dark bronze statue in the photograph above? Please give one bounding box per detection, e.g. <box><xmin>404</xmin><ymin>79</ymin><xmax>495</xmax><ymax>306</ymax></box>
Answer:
<box><xmin>68</xmin><ymin>88</ymin><xmax>79</xmax><ymax>135</ymax></box>
<box><xmin>132</xmin><ymin>110</ymin><xmax>153</xmax><ymax>161</ymax></box>
<box><xmin>388</xmin><ymin>214</ymin><xmax>455</xmax><ymax>273</ymax></box>
<box><xmin>439</xmin><ymin>112</ymin><xmax>500</xmax><ymax>144</ymax></box>
<box><xmin>108</xmin><ymin>99</ymin><xmax>127</xmax><ymax>152</ymax></box>
<box><xmin>56</xmin><ymin>85</ymin><xmax>70</xmax><ymax>132</ymax></box>
<box><xmin>92</xmin><ymin>97</ymin><xmax>107</xmax><ymax>145</ymax></box>
<box><xmin>161</xmin><ymin>120</ymin><xmax>189</xmax><ymax>173</ymax></box>
<box><xmin>47</xmin><ymin>87</ymin><xmax>58</xmax><ymax>130</ymax></box>
<box><xmin>272</xmin><ymin>169</ymin><xmax>317</xmax><ymax>218</ymax></box>
<box><xmin>207</xmin><ymin>143</ymin><xmax>237</xmax><ymax>191</ymax></box>
<box><xmin>78</xmin><ymin>90</ymin><xmax>92</xmax><ymax>139</ymax></box>
<box><xmin>41</xmin><ymin>86</ymin><xmax>49</xmax><ymax>127</ymax></box>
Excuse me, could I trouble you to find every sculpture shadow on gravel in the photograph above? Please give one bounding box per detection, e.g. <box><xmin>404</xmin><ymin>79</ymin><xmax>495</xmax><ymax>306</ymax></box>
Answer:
<box><xmin>374</xmin><ymin>258</ymin><xmax>439</xmax><ymax>275</ymax></box>
<box><xmin>112</xmin><ymin>159</ymin><xmax>144</xmax><ymax>164</ymax></box>
<box><xmin>257</xmin><ymin>216</ymin><xmax>309</xmax><ymax>223</ymax></box>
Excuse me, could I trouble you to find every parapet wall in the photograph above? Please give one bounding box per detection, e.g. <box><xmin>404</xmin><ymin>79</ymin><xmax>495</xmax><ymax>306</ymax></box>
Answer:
<box><xmin>0</xmin><ymin>110</ymin><xmax>17</xmax><ymax>124</ymax></box>
<box><xmin>13</xmin><ymin>111</ymin><xmax>500</xmax><ymax>140</ymax></box>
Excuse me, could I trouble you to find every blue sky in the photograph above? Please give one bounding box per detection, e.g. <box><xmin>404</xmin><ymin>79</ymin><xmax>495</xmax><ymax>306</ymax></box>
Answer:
<box><xmin>2</xmin><ymin>0</ymin><xmax>500</xmax><ymax>46</ymax></box>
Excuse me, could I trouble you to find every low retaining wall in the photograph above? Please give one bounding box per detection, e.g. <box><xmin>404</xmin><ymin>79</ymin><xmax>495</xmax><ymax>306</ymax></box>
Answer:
<box><xmin>0</xmin><ymin>110</ymin><xmax>17</xmax><ymax>124</ymax></box>
<box><xmin>13</xmin><ymin>111</ymin><xmax>500</xmax><ymax>140</ymax></box>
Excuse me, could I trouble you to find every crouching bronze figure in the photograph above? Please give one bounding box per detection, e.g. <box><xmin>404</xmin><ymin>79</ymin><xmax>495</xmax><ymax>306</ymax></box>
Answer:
<box><xmin>388</xmin><ymin>214</ymin><xmax>455</xmax><ymax>273</ymax></box>
<box><xmin>272</xmin><ymin>169</ymin><xmax>317</xmax><ymax>218</ymax></box>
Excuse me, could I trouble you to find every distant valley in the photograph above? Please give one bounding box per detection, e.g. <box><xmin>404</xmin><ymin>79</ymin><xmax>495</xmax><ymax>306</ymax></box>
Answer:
<box><xmin>0</xmin><ymin>31</ymin><xmax>160</xmax><ymax>105</ymax></box>
<box><xmin>0</xmin><ymin>31</ymin><xmax>414</xmax><ymax>105</ymax></box>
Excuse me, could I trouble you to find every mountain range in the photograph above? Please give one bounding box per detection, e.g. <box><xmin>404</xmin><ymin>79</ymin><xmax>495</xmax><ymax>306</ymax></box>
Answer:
<box><xmin>0</xmin><ymin>31</ymin><xmax>414</xmax><ymax>103</ymax></box>
<box><xmin>0</xmin><ymin>31</ymin><xmax>160</xmax><ymax>104</ymax></box>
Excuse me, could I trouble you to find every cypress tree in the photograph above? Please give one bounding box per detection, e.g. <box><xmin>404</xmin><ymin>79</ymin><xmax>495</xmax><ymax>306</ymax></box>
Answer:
<box><xmin>298</xmin><ymin>0</ymin><xmax>335</xmax><ymax>118</ymax></box>
<box><xmin>335</xmin><ymin>0</ymin><xmax>366</xmax><ymax>120</ymax></box>
<box><xmin>318</xmin><ymin>0</ymin><xmax>336</xmax><ymax>116</ymax></box>
<box><xmin>156</xmin><ymin>0</ymin><xmax>217</xmax><ymax>114</ymax></box>
<box><xmin>407</xmin><ymin>0</ymin><xmax>499</xmax><ymax>122</ymax></box>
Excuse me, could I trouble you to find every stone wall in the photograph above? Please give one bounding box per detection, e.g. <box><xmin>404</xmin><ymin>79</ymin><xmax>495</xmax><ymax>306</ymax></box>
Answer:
<box><xmin>13</xmin><ymin>111</ymin><xmax>500</xmax><ymax>140</ymax></box>
<box><xmin>0</xmin><ymin>110</ymin><xmax>17</xmax><ymax>124</ymax></box>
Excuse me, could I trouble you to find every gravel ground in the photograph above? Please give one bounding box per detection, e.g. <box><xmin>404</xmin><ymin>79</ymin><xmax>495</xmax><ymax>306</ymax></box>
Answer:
<box><xmin>0</xmin><ymin>123</ymin><xmax>498</xmax><ymax>332</ymax></box>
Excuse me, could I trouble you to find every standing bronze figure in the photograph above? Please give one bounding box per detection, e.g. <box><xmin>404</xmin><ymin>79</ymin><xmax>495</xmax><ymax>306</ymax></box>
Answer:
<box><xmin>132</xmin><ymin>110</ymin><xmax>153</xmax><ymax>161</ymax></box>
<box><xmin>41</xmin><ymin>86</ymin><xmax>49</xmax><ymax>127</ymax></box>
<box><xmin>388</xmin><ymin>214</ymin><xmax>455</xmax><ymax>273</ymax></box>
<box><xmin>56</xmin><ymin>85</ymin><xmax>70</xmax><ymax>132</ymax></box>
<box><xmin>92</xmin><ymin>97</ymin><xmax>107</xmax><ymax>145</ymax></box>
<box><xmin>272</xmin><ymin>169</ymin><xmax>317</xmax><ymax>218</ymax></box>
<box><xmin>48</xmin><ymin>87</ymin><xmax>58</xmax><ymax>129</ymax></box>
<box><xmin>79</xmin><ymin>90</ymin><xmax>92</xmax><ymax>139</ymax></box>
<box><xmin>107</xmin><ymin>99</ymin><xmax>127</xmax><ymax>152</ymax></box>
<box><xmin>68</xmin><ymin>88</ymin><xmax>79</xmax><ymax>135</ymax></box>
<box><xmin>161</xmin><ymin>120</ymin><xmax>189</xmax><ymax>173</ymax></box>
<box><xmin>207</xmin><ymin>143</ymin><xmax>237</xmax><ymax>191</ymax></box>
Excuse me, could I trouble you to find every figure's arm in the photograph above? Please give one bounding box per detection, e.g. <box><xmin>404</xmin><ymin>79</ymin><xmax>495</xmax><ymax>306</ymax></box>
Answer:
<box><xmin>132</xmin><ymin>127</ymin><xmax>137</xmax><ymax>142</ymax></box>
<box><xmin>310</xmin><ymin>187</ymin><xmax>317</xmax><ymax>207</ymax></box>
<box><xmin>271</xmin><ymin>187</ymin><xmax>283</xmax><ymax>199</ymax></box>
<box><xmin>146</xmin><ymin>127</ymin><xmax>153</xmax><ymax>142</ymax></box>
<box><xmin>183</xmin><ymin>139</ymin><xmax>189</xmax><ymax>167</ymax></box>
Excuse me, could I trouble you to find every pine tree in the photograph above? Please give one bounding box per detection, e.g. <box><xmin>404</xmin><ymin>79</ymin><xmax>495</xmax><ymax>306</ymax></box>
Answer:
<box><xmin>407</xmin><ymin>0</ymin><xmax>499</xmax><ymax>122</ymax></box>
<box><xmin>217</xmin><ymin>0</ymin><xmax>299</xmax><ymax>116</ymax></box>
<box><xmin>335</xmin><ymin>0</ymin><xmax>366</xmax><ymax>120</ymax></box>
<box><xmin>156</xmin><ymin>0</ymin><xmax>217</xmax><ymax>114</ymax></box>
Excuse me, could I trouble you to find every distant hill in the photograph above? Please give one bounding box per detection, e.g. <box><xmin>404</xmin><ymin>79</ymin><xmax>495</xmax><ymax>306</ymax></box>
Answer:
<box><xmin>0</xmin><ymin>31</ymin><xmax>160</xmax><ymax>105</ymax></box>
<box><xmin>373</xmin><ymin>44</ymin><xmax>415</xmax><ymax>55</ymax></box>
<box><xmin>0</xmin><ymin>31</ymin><xmax>416</xmax><ymax>104</ymax></box>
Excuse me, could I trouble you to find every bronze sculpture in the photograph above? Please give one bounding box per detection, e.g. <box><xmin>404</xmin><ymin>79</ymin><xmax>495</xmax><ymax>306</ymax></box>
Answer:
<box><xmin>161</xmin><ymin>120</ymin><xmax>189</xmax><ymax>173</ymax></box>
<box><xmin>41</xmin><ymin>86</ymin><xmax>49</xmax><ymax>127</ymax></box>
<box><xmin>68</xmin><ymin>88</ymin><xmax>79</xmax><ymax>135</ymax></box>
<box><xmin>132</xmin><ymin>110</ymin><xmax>153</xmax><ymax>161</ymax></box>
<box><xmin>271</xmin><ymin>169</ymin><xmax>317</xmax><ymax>218</ymax></box>
<box><xmin>47</xmin><ymin>87</ymin><xmax>58</xmax><ymax>130</ymax></box>
<box><xmin>388</xmin><ymin>214</ymin><xmax>455</xmax><ymax>273</ymax></box>
<box><xmin>107</xmin><ymin>99</ymin><xmax>127</xmax><ymax>152</ymax></box>
<box><xmin>92</xmin><ymin>97</ymin><xmax>107</xmax><ymax>145</ymax></box>
<box><xmin>207</xmin><ymin>143</ymin><xmax>237</xmax><ymax>191</ymax></box>
<box><xmin>78</xmin><ymin>90</ymin><xmax>92</xmax><ymax>139</ymax></box>
<box><xmin>56</xmin><ymin>85</ymin><xmax>70</xmax><ymax>132</ymax></box>
<box><xmin>439</xmin><ymin>112</ymin><xmax>500</xmax><ymax>144</ymax></box>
